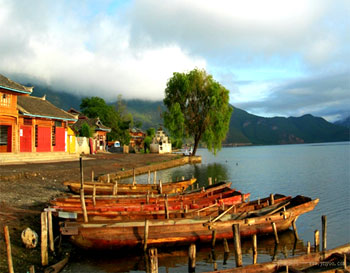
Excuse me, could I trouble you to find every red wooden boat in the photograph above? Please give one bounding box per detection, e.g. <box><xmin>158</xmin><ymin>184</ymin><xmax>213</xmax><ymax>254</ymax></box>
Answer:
<box><xmin>52</xmin><ymin>182</ymin><xmax>235</xmax><ymax>207</ymax></box>
<box><xmin>61</xmin><ymin>195</ymin><xmax>318</xmax><ymax>249</ymax></box>
<box><xmin>56</xmin><ymin>194</ymin><xmax>289</xmax><ymax>222</ymax></box>
<box><xmin>63</xmin><ymin>177</ymin><xmax>197</xmax><ymax>195</ymax></box>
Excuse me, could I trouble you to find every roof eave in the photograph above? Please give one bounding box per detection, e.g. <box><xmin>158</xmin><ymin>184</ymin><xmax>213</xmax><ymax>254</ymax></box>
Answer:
<box><xmin>0</xmin><ymin>85</ymin><xmax>32</xmax><ymax>94</ymax></box>
<box><xmin>20</xmin><ymin>113</ymin><xmax>77</xmax><ymax>122</ymax></box>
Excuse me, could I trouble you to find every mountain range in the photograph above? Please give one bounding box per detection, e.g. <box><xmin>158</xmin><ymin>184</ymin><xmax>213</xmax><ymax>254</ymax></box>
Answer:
<box><xmin>30</xmin><ymin>83</ymin><xmax>349</xmax><ymax>145</ymax></box>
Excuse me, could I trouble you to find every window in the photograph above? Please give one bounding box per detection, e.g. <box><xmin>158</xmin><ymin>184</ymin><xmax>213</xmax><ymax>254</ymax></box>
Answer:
<box><xmin>24</xmin><ymin>118</ymin><xmax>32</xmax><ymax>126</ymax></box>
<box><xmin>52</xmin><ymin>126</ymin><xmax>56</xmax><ymax>146</ymax></box>
<box><xmin>35</xmin><ymin>125</ymin><xmax>38</xmax><ymax>147</ymax></box>
<box><xmin>0</xmin><ymin>93</ymin><xmax>11</xmax><ymax>107</ymax></box>
<box><xmin>55</xmin><ymin>121</ymin><xmax>62</xmax><ymax>127</ymax></box>
<box><xmin>0</xmin><ymin>125</ymin><xmax>9</xmax><ymax>146</ymax></box>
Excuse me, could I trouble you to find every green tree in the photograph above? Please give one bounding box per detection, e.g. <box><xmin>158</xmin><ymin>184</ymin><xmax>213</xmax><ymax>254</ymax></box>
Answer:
<box><xmin>80</xmin><ymin>96</ymin><xmax>131</xmax><ymax>145</ymax></box>
<box><xmin>163</xmin><ymin>68</ymin><xmax>232</xmax><ymax>155</ymax></box>
<box><xmin>79</xmin><ymin>122</ymin><xmax>94</xmax><ymax>138</ymax></box>
<box><xmin>143</xmin><ymin>127</ymin><xmax>156</xmax><ymax>153</ymax></box>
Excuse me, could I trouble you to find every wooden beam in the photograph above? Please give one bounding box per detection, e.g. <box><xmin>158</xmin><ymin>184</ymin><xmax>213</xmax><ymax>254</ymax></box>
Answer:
<box><xmin>4</xmin><ymin>225</ymin><xmax>14</xmax><ymax>273</ymax></box>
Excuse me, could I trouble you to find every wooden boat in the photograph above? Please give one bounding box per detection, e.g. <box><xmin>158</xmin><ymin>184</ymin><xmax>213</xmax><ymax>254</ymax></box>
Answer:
<box><xmin>63</xmin><ymin>177</ymin><xmax>197</xmax><ymax>195</ymax></box>
<box><xmin>203</xmin><ymin>243</ymin><xmax>350</xmax><ymax>273</ymax></box>
<box><xmin>60</xmin><ymin>195</ymin><xmax>318</xmax><ymax>249</ymax></box>
<box><xmin>51</xmin><ymin>188</ymin><xmax>248</xmax><ymax>209</ymax></box>
<box><xmin>52</xmin><ymin>182</ymin><xmax>235</xmax><ymax>207</ymax></box>
<box><xmin>51</xmin><ymin>190</ymin><xmax>251</xmax><ymax>221</ymax></box>
<box><xmin>55</xmin><ymin>194</ymin><xmax>287</xmax><ymax>222</ymax></box>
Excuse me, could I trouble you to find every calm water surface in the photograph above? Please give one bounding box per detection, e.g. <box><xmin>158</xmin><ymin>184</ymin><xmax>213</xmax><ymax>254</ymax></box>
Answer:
<box><xmin>63</xmin><ymin>142</ymin><xmax>350</xmax><ymax>272</ymax></box>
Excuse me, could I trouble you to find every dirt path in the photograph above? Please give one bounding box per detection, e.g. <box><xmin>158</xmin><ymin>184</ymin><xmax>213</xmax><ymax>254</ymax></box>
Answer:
<box><xmin>0</xmin><ymin>153</ymin><xmax>188</xmax><ymax>272</ymax></box>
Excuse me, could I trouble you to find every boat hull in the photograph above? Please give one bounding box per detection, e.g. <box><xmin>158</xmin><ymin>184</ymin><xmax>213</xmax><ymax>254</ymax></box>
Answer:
<box><xmin>61</xmin><ymin>197</ymin><xmax>318</xmax><ymax>250</ymax></box>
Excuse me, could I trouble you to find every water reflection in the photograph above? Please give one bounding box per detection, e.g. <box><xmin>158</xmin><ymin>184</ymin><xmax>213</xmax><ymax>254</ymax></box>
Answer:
<box><xmin>64</xmin><ymin>230</ymin><xmax>305</xmax><ymax>273</ymax></box>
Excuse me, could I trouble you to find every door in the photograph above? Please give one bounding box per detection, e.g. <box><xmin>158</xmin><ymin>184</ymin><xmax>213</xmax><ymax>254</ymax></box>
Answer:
<box><xmin>37</xmin><ymin>127</ymin><xmax>51</xmax><ymax>152</ymax></box>
<box><xmin>0</xmin><ymin>125</ymin><xmax>11</xmax><ymax>152</ymax></box>
<box><xmin>54</xmin><ymin>127</ymin><xmax>65</xmax><ymax>151</ymax></box>
<box><xmin>20</xmin><ymin>126</ymin><xmax>32</xmax><ymax>152</ymax></box>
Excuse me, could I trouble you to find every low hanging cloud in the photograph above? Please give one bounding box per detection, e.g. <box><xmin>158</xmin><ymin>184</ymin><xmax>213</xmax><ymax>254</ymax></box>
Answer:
<box><xmin>0</xmin><ymin>0</ymin><xmax>206</xmax><ymax>101</ymax></box>
<box><xmin>0</xmin><ymin>0</ymin><xmax>349</xmax><ymax>121</ymax></box>
<box><xmin>235</xmin><ymin>71</ymin><xmax>350</xmax><ymax>121</ymax></box>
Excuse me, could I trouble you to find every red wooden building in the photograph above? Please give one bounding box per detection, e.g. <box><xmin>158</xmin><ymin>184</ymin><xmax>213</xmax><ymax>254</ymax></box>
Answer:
<box><xmin>0</xmin><ymin>74</ymin><xmax>77</xmax><ymax>154</ymax></box>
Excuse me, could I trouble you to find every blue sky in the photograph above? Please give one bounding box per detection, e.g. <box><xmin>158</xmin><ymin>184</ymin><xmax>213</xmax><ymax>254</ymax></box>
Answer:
<box><xmin>0</xmin><ymin>0</ymin><xmax>349</xmax><ymax>121</ymax></box>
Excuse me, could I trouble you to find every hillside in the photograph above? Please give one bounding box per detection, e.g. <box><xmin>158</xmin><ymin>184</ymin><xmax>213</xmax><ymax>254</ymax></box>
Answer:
<box><xmin>25</xmin><ymin>83</ymin><xmax>350</xmax><ymax>145</ymax></box>
<box><xmin>226</xmin><ymin>108</ymin><xmax>349</xmax><ymax>145</ymax></box>
<box><xmin>334</xmin><ymin>116</ymin><xmax>350</xmax><ymax>128</ymax></box>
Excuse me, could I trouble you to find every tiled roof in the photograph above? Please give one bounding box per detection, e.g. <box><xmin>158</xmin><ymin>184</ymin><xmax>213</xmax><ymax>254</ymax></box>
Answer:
<box><xmin>17</xmin><ymin>96</ymin><xmax>77</xmax><ymax>121</ymax></box>
<box><xmin>0</xmin><ymin>74</ymin><xmax>33</xmax><ymax>93</ymax></box>
<box><xmin>72</xmin><ymin>117</ymin><xmax>111</xmax><ymax>132</ymax></box>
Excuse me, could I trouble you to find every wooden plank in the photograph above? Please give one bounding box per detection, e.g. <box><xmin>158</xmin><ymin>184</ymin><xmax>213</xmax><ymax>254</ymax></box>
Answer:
<box><xmin>48</xmin><ymin>210</ymin><xmax>54</xmax><ymax>252</ymax></box>
<box><xmin>4</xmin><ymin>225</ymin><xmax>14</xmax><ymax>273</ymax></box>
<box><xmin>41</xmin><ymin>212</ymin><xmax>48</xmax><ymax>266</ymax></box>
<box><xmin>233</xmin><ymin>224</ymin><xmax>242</xmax><ymax>267</ymax></box>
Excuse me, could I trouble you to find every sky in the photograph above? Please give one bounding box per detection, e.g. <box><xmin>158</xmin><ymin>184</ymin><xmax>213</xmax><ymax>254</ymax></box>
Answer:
<box><xmin>0</xmin><ymin>0</ymin><xmax>349</xmax><ymax>122</ymax></box>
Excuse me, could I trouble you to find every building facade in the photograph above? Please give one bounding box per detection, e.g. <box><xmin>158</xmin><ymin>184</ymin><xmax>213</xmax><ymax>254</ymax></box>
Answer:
<box><xmin>150</xmin><ymin>128</ymin><xmax>172</xmax><ymax>154</ymax></box>
<box><xmin>0</xmin><ymin>74</ymin><xmax>77</xmax><ymax>154</ymax></box>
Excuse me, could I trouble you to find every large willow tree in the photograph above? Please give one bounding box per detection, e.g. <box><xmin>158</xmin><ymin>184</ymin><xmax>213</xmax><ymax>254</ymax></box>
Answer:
<box><xmin>163</xmin><ymin>68</ymin><xmax>232</xmax><ymax>156</ymax></box>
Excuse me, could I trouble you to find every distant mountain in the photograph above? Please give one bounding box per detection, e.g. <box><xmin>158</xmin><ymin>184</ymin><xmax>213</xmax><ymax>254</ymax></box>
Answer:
<box><xmin>334</xmin><ymin>116</ymin><xmax>350</xmax><ymax>128</ymax></box>
<box><xmin>226</xmin><ymin>108</ymin><xmax>349</xmax><ymax>145</ymax></box>
<box><xmin>22</xmin><ymin>82</ymin><xmax>350</xmax><ymax>145</ymax></box>
<box><xmin>125</xmin><ymin>99</ymin><xmax>165</xmax><ymax>129</ymax></box>
<box><xmin>28</xmin><ymin>83</ymin><xmax>83</xmax><ymax>111</ymax></box>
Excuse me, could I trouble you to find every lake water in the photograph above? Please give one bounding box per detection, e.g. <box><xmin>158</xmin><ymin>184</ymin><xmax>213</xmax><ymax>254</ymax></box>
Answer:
<box><xmin>63</xmin><ymin>142</ymin><xmax>350</xmax><ymax>272</ymax></box>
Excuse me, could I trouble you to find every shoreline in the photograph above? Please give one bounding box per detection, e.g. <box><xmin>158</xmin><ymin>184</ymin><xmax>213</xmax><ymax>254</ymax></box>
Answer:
<box><xmin>0</xmin><ymin>153</ymin><xmax>200</xmax><ymax>272</ymax></box>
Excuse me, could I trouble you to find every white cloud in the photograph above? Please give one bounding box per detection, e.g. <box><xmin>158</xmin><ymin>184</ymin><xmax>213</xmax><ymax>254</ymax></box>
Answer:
<box><xmin>0</xmin><ymin>0</ymin><xmax>205</xmax><ymax>100</ymax></box>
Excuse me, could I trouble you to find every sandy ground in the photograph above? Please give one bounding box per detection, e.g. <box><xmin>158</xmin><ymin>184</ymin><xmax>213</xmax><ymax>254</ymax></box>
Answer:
<box><xmin>0</xmin><ymin>153</ymin><xmax>179</xmax><ymax>272</ymax></box>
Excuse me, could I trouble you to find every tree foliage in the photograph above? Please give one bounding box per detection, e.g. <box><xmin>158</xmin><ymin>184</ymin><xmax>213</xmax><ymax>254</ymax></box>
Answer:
<box><xmin>79</xmin><ymin>122</ymin><xmax>94</xmax><ymax>138</ymax></box>
<box><xmin>163</xmin><ymin>68</ymin><xmax>232</xmax><ymax>155</ymax></box>
<box><xmin>80</xmin><ymin>96</ymin><xmax>131</xmax><ymax>145</ymax></box>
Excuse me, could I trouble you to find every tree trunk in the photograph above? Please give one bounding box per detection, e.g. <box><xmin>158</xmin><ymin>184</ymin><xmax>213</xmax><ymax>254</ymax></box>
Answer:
<box><xmin>192</xmin><ymin>135</ymin><xmax>201</xmax><ymax>156</ymax></box>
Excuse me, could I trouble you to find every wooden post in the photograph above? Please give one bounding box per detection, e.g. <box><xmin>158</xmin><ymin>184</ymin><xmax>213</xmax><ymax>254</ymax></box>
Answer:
<box><xmin>233</xmin><ymin>224</ymin><xmax>243</xmax><ymax>267</ymax></box>
<box><xmin>91</xmin><ymin>170</ymin><xmax>94</xmax><ymax>182</ymax></box>
<box><xmin>271</xmin><ymin>222</ymin><xmax>279</xmax><ymax>244</ymax></box>
<box><xmin>224</xmin><ymin>238</ymin><xmax>230</xmax><ymax>253</ymax></box>
<box><xmin>153</xmin><ymin>171</ymin><xmax>157</xmax><ymax>184</ymax></box>
<box><xmin>4</xmin><ymin>226</ymin><xmax>14</xmax><ymax>273</ymax></box>
<box><xmin>344</xmin><ymin>254</ymin><xmax>347</xmax><ymax>270</ymax></box>
<box><xmin>146</xmin><ymin>192</ymin><xmax>150</xmax><ymax>204</ymax></box>
<box><xmin>188</xmin><ymin>244</ymin><xmax>196</xmax><ymax>272</ymax></box>
<box><xmin>164</xmin><ymin>194</ymin><xmax>169</xmax><ymax>219</ymax></box>
<box><xmin>270</xmin><ymin>193</ymin><xmax>274</xmax><ymax>205</ymax></box>
<box><xmin>292</xmin><ymin>219</ymin><xmax>300</xmax><ymax>241</ymax></box>
<box><xmin>79</xmin><ymin>156</ymin><xmax>84</xmax><ymax>189</ymax></box>
<box><xmin>92</xmin><ymin>184</ymin><xmax>96</xmax><ymax>206</ymax></box>
<box><xmin>149</xmin><ymin>248</ymin><xmax>158</xmax><ymax>273</ymax></box>
<box><xmin>252</xmin><ymin>234</ymin><xmax>257</xmax><ymax>264</ymax></box>
<box><xmin>107</xmin><ymin>174</ymin><xmax>110</xmax><ymax>183</ymax></box>
<box><xmin>144</xmin><ymin>219</ymin><xmax>149</xmax><ymax>252</ymax></box>
<box><xmin>307</xmin><ymin>241</ymin><xmax>311</xmax><ymax>254</ymax></box>
<box><xmin>159</xmin><ymin>180</ymin><xmax>162</xmax><ymax>194</ymax></box>
<box><xmin>41</xmin><ymin>212</ymin><xmax>48</xmax><ymax>266</ymax></box>
<box><xmin>29</xmin><ymin>265</ymin><xmax>35</xmax><ymax>273</ymax></box>
<box><xmin>196</xmin><ymin>183</ymin><xmax>199</xmax><ymax>189</ymax></box>
<box><xmin>48</xmin><ymin>210</ymin><xmax>54</xmax><ymax>252</ymax></box>
<box><xmin>113</xmin><ymin>181</ymin><xmax>118</xmax><ymax>195</ymax></box>
<box><xmin>133</xmin><ymin>168</ymin><xmax>136</xmax><ymax>185</ymax></box>
<box><xmin>322</xmin><ymin>215</ymin><xmax>327</xmax><ymax>251</ymax></box>
<box><xmin>211</xmin><ymin>229</ymin><xmax>217</xmax><ymax>248</ymax></box>
<box><xmin>148</xmin><ymin>170</ymin><xmax>151</xmax><ymax>184</ymax></box>
<box><xmin>258</xmin><ymin>198</ymin><xmax>260</xmax><ymax>205</ymax></box>
<box><xmin>241</xmin><ymin>193</ymin><xmax>245</xmax><ymax>203</ymax></box>
<box><xmin>208</xmin><ymin>177</ymin><xmax>212</xmax><ymax>186</ymax></box>
<box><xmin>80</xmin><ymin>189</ymin><xmax>88</xmax><ymax>223</ymax></box>
<box><xmin>314</xmin><ymin>230</ymin><xmax>320</xmax><ymax>251</ymax></box>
